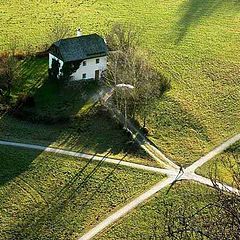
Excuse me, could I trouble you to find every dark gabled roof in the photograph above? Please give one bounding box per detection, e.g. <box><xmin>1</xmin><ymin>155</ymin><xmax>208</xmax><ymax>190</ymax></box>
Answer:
<box><xmin>49</xmin><ymin>34</ymin><xmax>108</xmax><ymax>62</ymax></box>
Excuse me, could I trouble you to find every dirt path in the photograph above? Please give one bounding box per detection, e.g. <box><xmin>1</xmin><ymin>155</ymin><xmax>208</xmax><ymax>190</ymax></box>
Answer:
<box><xmin>77</xmin><ymin>134</ymin><xmax>240</xmax><ymax>239</ymax></box>
<box><xmin>0</xmin><ymin>140</ymin><xmax>174</xmax><ymax>175</ymax></box>
<box><xmin>1</xmin><ymin>133</ymin><xmax>239</xmax><ymax>240</ymax></box>
<box><xmin>185</xmin><ymin>133</ymin><xmax>240</xmax><ymax>173</ymax></box>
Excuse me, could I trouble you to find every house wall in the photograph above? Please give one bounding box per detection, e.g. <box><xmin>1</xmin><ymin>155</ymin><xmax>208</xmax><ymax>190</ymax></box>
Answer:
<box><xmin>49</xmin><ymin>53</ymin><xmax>64</xmax><ymax>76</ymax></box>
<box><xmin>49</xmin><ymin>53</ymin><xmax>107</xmax><ymax>81</ymax></box>
<box><xmin>71</xmin><ymin>56</ymin><xmax>107</xmax><ymax>81</ymax></box>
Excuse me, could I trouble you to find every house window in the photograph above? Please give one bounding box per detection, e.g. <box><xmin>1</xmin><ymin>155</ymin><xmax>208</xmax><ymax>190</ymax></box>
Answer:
<box><xmin>96</xmin><ymin>58</ymin><xmax>100</xmax><ymax>64</ymax></box>
<box><xmin>82</xmin><ymin>73</ymin><xmax>86</xmax><ymax>79</ymax></box>
<box><xmin>83</xmin><ymin>61</ymin><xmax>87</xmax><ymax>66</ymax></box>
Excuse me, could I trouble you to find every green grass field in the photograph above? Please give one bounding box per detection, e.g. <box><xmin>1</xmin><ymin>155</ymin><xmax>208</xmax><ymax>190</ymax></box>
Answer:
<box><xmin>98</xmin><ymin>182</ymin><xmax>218</xmax><ymax>240</ymax></box>
<box><xmin>0</xmin><ymin>146</ymin><xmax>163</xmax><ymax>240</ymax></box>
<box><xmin>197</xmin><ymin>141</ymin><xmax>240</xmax><ymax>185</ymax></box>
<box><xmin>1</xmin><ymin>0</ymin><xmax>239</xmax><ymax>166</ymax></box>
<box><xmin>13</xmin><ymin>57</ymin><xmax>48</xmax><ymax>95</ymax></box>
<box><xmin>0</xmin><ymin>112</ymin><xmax>157</xmax><ymax>166</ymax></box>
<box><xmin>1</xmin><ymin>56</ymin><xmax>157</xmax><ymax>167</ymax></box>
<box><xmin>0</xmin><ymin>1</ymin><xmax>239</xmax><ymax>239</ymax></box>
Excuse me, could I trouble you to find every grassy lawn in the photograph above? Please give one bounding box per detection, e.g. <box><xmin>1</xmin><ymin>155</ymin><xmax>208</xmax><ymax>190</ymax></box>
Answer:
<box><xmin>0</xmin><ymin>146</ymin><xmax>163</xmax><ymax>240</ymax></box>
<box><xmin>0</xmin><ymin>56</ymin><xmax>157</xmax><ymax>167</ymax></box>
<box><xmin>13</xmin><ymin>57</ymin><xmax>48</xmax><ymax>96</ymax></box>
<box><xmin>0</xmin><ymin>112</ymin><xmax>157</xmax><ymax>167</ymax></box>
<box><xmin>98</xmin><ymin>181</ymin><xmax>218</xmax><ymax>240</ymax></box>
<box><xmin>196</xmin><ymin>141</ymin><xmax>240</xmax><ymax>186</ymax></box>
<box><xmin>1</xmin><ymin>0</ymin><xmax>239</xmax><ymax>166</ymax></box>
<box><xmin>14</xmin><ymin>57</ymin><xmax>103</xmax><ymax>121</ymax></box>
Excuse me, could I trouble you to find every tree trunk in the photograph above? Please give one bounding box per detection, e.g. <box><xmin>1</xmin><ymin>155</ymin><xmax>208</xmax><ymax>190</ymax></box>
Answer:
<box><xmin>143</xmin><ymin>114</ymin><xmax>147</xmax><ymax>128</ymax></box>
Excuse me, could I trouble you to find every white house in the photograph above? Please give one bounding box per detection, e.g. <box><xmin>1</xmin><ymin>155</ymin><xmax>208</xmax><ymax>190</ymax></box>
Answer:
<box><xmin>48</xmin><ymin>30</ymin><xmax>108</xmax><ymax>81</ymax></box>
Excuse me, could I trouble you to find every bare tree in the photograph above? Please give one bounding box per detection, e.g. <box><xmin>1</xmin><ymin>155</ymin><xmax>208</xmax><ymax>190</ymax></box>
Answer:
<box><xmin>163</xmin><ymin>144</ymin><xmax>240</xmax><ymax>240</ymax></box>
<box><xmin>105</xmin><ymin>23</ymin><xmax>140</xmax><ymax>52</ymax></box>
<box><xmin>104</xmin><ymin>23</ymin><xmax>170</xmax><ymax>128</ymax></box>
<box><xmin>48</xmin><ymin>21</ymin><xmax>71</xmax><ymax>43</ymax></box>
<box><xmin>0</xmin><ymin>53</ymin><xmax>18</xmax><ymax>102</ymax></box>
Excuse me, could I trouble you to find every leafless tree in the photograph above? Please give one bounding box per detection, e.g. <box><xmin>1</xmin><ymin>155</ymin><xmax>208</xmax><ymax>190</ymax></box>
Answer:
<box><xmin>104</xmin><ymin>23</ymin><xmax>171</xmax><ymax>128</ymax></box>
<box><xmin>105</xmin><ymin>23</ymin><xmax>140</xmax><ymax>52</ymax></box>
<box><xmin>162</xmin><ymin>144</ymin><xmax>240</xmax><ymax>240</ymax></box>
<box><xmin>48</xmin><ymin>21</ymin><xmax>71</xmax><ymax>43</ymax></box>
<box><xmin>0</xmin><ymin>53</ymin><xmax>18</xmax><ymax>102</ymax></box>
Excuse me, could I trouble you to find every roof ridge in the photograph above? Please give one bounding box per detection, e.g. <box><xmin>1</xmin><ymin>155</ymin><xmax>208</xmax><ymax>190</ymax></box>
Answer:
<box><xmin>57</xmin><ymin>33</ymin><xmax>100</xmax><ymax>43</ymax></box>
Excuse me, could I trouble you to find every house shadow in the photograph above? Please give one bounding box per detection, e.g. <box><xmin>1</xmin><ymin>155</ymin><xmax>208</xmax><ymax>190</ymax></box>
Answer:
<box><xmin>0</xmin><ymin>55</ymin><xmax>146</xmax><ymax>236</ymax></box>
<box><xmin>175</xmin><ymin>0</ymin><xmax>240</xmax><ymax>43</ymax></box>
<box><xmin>0</xmin><ymin>57</ymin><xmax>142</xmax><ymax>187</ymax></box>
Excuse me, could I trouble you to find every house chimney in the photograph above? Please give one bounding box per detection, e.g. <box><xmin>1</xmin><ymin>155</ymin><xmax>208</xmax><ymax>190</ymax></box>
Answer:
<box><xmin>77</xmin><ymin>28</ymin><xmax>82</xmax><ymax>37</ymax></box>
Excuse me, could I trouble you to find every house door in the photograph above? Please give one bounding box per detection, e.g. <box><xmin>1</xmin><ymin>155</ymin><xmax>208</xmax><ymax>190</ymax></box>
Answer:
<box><xmin>95</xmin><ymin>70</ymin><xmax>100</xmax><ymax>80</ymax></box>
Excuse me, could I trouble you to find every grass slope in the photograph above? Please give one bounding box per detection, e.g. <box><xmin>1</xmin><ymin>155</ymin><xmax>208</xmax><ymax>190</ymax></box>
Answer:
<box><xmin>99</xmin><ymin>182</ymin><xmax>218</xmax><ymax>240</ymax></box>
<box><xmin>0</xmin><ymin>112</ymin><xmax>157</xmax><ymax>166</ymax></box>
<box><xmin>197</xmin><ymin>141</ymin><xmax>240</xmax><ymax>185</ymax></box>
<box><xmin>1</xmin><ymin>57</ymin><xmax>156</xmax><ymax>167</ymax></box>
<box><xmin>1</xmin><ymin>0</ymin><xmax>239</xmax><ymax>165</ymax></box>
<box><xmin>0</xmin><ymin>146</ymin><xmax>162</xmax><ymax>240</ymax></box>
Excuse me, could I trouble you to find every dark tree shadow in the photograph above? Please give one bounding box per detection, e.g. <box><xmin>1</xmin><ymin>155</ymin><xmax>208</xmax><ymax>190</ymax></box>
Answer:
<box><xmin>175</xmin><ymin>0</ymin><xmax>240</xmax><ymax>43</ymax></box>
<box><xmin>151</xmin><ymin>95</ymin><xmax>211</xmax><ymax>143</ymax></box>
<box><xmin>0</xmin><ymin>57</ymin><xmax>146</xmax><ymax>186</ymax></box>
<box><xmin>0</xmin><ymin>146</ymin><xmax>40</xmax><ymax>186</ymax></box>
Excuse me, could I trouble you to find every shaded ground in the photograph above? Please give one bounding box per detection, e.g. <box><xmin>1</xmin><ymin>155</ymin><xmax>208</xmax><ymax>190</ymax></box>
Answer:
<box><xmin>13</xmin><ymin>57</ymin><xmax>102</xmax><ymax>122</ymax></box>
<box><xmin>175</xmin><ymin>0</ymin><xmax>240</xmax><ymax>43</ymax></box>
<box><xmin>0</xmin><ymin>146</ymin><xmax>162</xmax><ymax>240</ymax></box>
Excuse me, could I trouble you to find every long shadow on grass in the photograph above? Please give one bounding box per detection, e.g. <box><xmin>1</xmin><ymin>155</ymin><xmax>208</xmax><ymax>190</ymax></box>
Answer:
<box><xmin>6</xmin><ymin>151</ymin><xmax>129</xmax><ymax>239</ymax></box>
<box><xmin>0</xmin><ymin>57</ymin><xmax>143</xmax><ymax>186</ymax></box>
<box><xmin>175</xmin><ymin>0</ymin><xmax>240</xmax><ymax>43</ymax></box>
<box><xmin>150</xmin><ymin>95</ymin><xmax>211</xmax><ymax>142</ymax></box>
